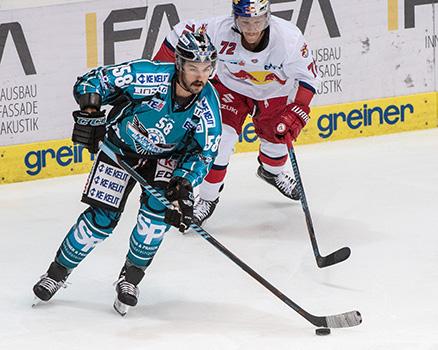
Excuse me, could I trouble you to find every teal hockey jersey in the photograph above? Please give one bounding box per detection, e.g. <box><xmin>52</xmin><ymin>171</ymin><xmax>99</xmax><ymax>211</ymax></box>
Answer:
<box><xmin>74</xmin><ymin>59</ymin><xmax>222</xmax><ymax>186</ymax></box>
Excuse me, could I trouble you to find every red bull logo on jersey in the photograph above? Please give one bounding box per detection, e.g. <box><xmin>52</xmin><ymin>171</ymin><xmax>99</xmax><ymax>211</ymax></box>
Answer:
<box><xmin>230</xmin><ymin>70</ymin><xmax>287</xmax><ymax>85</ymax></box>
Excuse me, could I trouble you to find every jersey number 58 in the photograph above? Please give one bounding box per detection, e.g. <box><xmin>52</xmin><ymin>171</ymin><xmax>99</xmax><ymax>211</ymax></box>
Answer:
<box><xmin>205</xmin><ymin>135</ymin><xmax>221</xmax><ymax>153</ymax></box>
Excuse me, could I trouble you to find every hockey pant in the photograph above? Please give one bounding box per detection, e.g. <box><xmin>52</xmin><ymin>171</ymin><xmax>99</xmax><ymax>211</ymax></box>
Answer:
<box><xmin>199</xmin><ymin>124</ymin><xmax>290</xmax><ymax>201</ymax></box>
<box><xmin>55</xmin><ymin>191</ymin><xmax>171</xmax><ymax>271</ymax></box>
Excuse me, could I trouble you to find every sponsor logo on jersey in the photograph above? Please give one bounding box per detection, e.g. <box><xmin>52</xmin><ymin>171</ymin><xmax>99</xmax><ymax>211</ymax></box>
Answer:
<box><xmin>134</xmin><ymin>85</ymin><xmax>168</xmax><ymax>96</ymax></box>
<box><xmin>134</xmin><ymin>87</ymin><xmax>155</xmax><ymax>95</ymax></box>
<box><xmin>182</xmin><ymin>118</ymin><xmax>198</xmax><ymax>130</ymax></box>
<box><xmin>264</xmin><ymin>63</ymin><xmax>284</xmax><ymax>70</ymax></box>
<box><xmin>195</xmin><ymin>121</ymin><xmax>204</xmax><ymax>133</ymax></box>
<box><xmin>85</xmin><ymin>160</ymin><xmax>130</xmax><ymax>209</ymax></box>
<box><xmin>221</xmin><ymin>93</ymin><xmax>235</xmax><ymax>104</ymax></box>
<box><xmin>221</xmin><ymin>104</ymin><xmax>238</xmax><ymax>116</ymax></box>
<box><xmin>230</xmin><ymin>70</ymin><xmax>287</xmax><ymax>85</ymax></box>
<box><xmin>136</xmin><ymin>73</ymin><xmax>170</xmax><ymax>85</ymax></box>
<box><xmin>158</xmin><ymin>85</ymin><xmax>168</xmax><ymax>94</ymax></box>
<box><xmin>145</xmin><ymin>96</ymin><xmax>166</xmax><ymax>111</ymax></box>
<box><xmin>194</xmin><ymin>97</ymin><xmax>216</xmax><ymax>128</ymax></box>
<box><xmin>154</xmin><ymin>158</ymin><xmax>177</xmax><ymax>183</ymax></box>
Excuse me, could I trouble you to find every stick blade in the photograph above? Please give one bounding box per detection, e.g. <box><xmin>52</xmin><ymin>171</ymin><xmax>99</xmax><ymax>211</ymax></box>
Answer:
<box><xmin>318</xmin><ymin>247</ymin><xmax>351</xmax><ymax>268</ymax></box>
<box><xmin>325</xmin><ymin>310</ymin><xmax>362</xmax><ymax>328</ymax></box>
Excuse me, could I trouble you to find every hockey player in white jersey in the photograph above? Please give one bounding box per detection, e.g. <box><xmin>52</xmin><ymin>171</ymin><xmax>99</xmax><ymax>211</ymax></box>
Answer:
<box><xmin>154</xmin><ymin>0</ymin><xmax>319</xmax><ymax>226</ymax></box>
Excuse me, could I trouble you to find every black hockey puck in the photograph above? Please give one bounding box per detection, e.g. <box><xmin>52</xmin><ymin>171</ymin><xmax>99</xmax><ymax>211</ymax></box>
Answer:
<box><xmin>315</xmin><ymin>328</ymin><xmax>331</xmax><ymax>336</ymax></box>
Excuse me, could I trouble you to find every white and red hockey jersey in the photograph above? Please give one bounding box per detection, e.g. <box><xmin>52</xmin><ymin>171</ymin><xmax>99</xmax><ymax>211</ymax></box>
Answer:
<box><xmin>155</xmin><ymin>15</ymin><xmax>318</xmax><ymax>102</ymax></box>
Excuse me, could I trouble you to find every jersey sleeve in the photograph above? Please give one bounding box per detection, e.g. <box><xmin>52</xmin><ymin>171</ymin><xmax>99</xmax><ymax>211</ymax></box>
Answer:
<box><xmin>153</xmin><ymin>40</ymin><xmax>176</xmax><ymax>62</ymax></box>
<box><xmin>153</xmin><ymin>18</ymin><xmax>215</xmax><ymax>62</ymax></box>
<box><xmin>173</xmin><ymin>86</ymin><xmax>222</xmax><ymax>187</ymax></box>
<box><xmin>73</xmin><ymin>59</ymin><xmax>168</xmax><ymax>105</ymax></box>
<box><xmin>283</xmin><ymin>33</ymin><xmax>319</xmax><ymax>93</ymax></box>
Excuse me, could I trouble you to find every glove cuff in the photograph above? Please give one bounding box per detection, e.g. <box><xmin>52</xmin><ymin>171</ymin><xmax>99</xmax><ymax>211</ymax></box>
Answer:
<box><xmin>72</xmin><ymin>110</ymin><xmax>106</xmax><ymax>127</ymax></box>
<box><xmin>289</xmin><ymin>104</ymin><xmax>310</xmax><ymax>126</ymax></box>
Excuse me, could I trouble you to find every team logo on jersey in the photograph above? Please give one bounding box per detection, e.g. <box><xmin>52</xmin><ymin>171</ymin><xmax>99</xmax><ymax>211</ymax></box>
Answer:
<box><xmin>136</xmin><ymin>73</ymin><xmax>170</xmax><ymax>85</ymax></box>
<box><xmin>230</xmin><ymin>70</ymin><xmax>287</xmax><ymax>85</ymax></box>
<box><xmin>301</xmin><ymin>43</ymin><xmax>309</xmax><ymax>58</ymax></box>
<box><xmin>198</xmin><ymin>23</ymin><xmax>208</xmax><ymax>34</ymax></box>
<box><xmin>127</xmin><ymin>116</ymin><xmax>175</xmax><ymax>155</ymax></box>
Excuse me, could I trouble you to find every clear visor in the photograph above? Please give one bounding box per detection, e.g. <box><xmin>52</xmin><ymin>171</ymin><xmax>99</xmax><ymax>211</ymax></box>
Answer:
<box><xmin>236</xmin><ymin>13</ymin><xmax>269</xmax><ymax>33</ymax></box>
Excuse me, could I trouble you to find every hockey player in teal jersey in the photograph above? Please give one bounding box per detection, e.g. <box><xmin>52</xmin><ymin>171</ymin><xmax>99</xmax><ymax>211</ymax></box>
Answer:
<box><xmin>33</xmin><ymin>31</ymin><xmax>221</xmax><ymax>315</ymax></box>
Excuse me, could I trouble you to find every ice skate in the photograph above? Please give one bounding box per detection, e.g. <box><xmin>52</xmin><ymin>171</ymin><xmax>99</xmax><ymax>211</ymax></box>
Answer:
<box><xmin>113</xmin><ymin>264</ymin><xmax>145</xmax><ymax>316</ymax></box>
<box><xmin>257</xmin><ymin>166</ymin><xmax>300</xmax><ymax>200</ymax></box>
<box><xmin>32</xmin><ymin>261</ymin><xmax>70</xmax><ymax>306</ymax></box>
<box><xmin>193</xmin><ymin>197</ymin><xmax>219</xmax><ymax>227</ymax></box>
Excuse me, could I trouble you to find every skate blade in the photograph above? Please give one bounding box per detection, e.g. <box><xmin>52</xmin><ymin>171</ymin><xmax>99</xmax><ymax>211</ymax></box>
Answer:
<box><xmin>32</xmin><ymin>296</ymin><xmax>43</xmax><ymax>307</ymax></box>
<box><xmin>113</xmin><ymin>299</ymin><xmax>129</xmax><ymax>316</ymax></box>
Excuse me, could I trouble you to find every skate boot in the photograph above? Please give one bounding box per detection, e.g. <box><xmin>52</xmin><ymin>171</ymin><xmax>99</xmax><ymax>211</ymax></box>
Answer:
<box><xmin>257</xmin><ymin>166</ymin><xmax>300</xmax><ymax>200</ymax></box>
<box><xmin>113</xmin><ymin>264</ymin><xmax>145</xmax><ymax>316</ymax></box>
<box><xmin>33</xmin><ymin>261</ymin><xmax>70</xmax><ymax>304</ymax></box>
<box><xmin>193</xmin><ymin>197</ymin><xmax>219</xmax><ymax>227</ymax></box>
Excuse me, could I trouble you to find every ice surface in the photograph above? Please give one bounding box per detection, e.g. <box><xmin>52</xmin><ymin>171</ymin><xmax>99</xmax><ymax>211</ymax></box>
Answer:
<box><xmin>1</xmin><ymin>129</ymin><xmax>437</xmax><ymax>349</ymax></box>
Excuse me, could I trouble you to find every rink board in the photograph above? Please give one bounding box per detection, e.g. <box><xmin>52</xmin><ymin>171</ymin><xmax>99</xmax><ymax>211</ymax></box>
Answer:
<box><xmin>1</xmin><ymin>92</ymin><xmax>437</xmax><ymax>184</ymax></box>
<box><xmin>236</xmin><ymin>91</ymin><xmax>438</xmax><ymax>151</ymax></box>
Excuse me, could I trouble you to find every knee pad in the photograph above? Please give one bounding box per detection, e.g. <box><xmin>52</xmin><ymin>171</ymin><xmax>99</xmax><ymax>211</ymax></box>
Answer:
<box><xmin>83</xmin><ymin>206</ymin><xmax>121</xmax><ymax>231</ymax></box>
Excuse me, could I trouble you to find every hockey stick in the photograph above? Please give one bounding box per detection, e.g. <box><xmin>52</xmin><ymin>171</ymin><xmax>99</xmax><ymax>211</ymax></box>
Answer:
<box><xmin>289</xmin><ymin>146</ymin><xmax>351</xmax><ymax>268</ymax></box>
<box><xmin>100</xmin><ymin>143</ymin><xmax>362</xmax><ymax>329</ymax></box>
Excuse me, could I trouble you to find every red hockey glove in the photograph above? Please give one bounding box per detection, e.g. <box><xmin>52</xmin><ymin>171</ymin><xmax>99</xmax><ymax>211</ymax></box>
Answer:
<box><xmin>274</xmin><ymin>103</ymin><xmax>310</xmax><ymax>146</ymax></box>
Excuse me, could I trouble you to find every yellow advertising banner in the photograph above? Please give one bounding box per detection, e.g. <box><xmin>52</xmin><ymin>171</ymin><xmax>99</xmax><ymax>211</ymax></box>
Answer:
<box><xmin>0</xmin><ymin>140</ymin><xmax>95</xmax><ymax>184</ymax></box>
<box><xmin>235</xmin><ymin>92</ymin><xmax>438</xmax><ymax>152</ymax></box>
<box><xmin>1</xmin><ymin>92</ymin><xmax>437</xmax><ymax>185</ymax></box>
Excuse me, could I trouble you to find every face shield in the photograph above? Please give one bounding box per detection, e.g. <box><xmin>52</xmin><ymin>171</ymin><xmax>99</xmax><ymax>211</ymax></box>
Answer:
<box><xmin>235</xmin><ymin>13</ymin><xmax>269</xmax><ymax>33</ymax></box>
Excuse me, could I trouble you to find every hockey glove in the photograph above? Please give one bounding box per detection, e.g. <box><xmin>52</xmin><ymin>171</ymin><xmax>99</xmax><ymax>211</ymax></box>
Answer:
<box><xmin>72</xmin><ymin>110</ymin><xmax>106</xmax><ymax>154</ymax></box>
<box><xmin>164</xmin><ymin>177</ymin><xmax>194</xmax><ymax>233</ymax></box>
<box><xmin>274</xmin><ymin>103</ymin><xmax>310</xmax><ymax>146</ymax></box>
